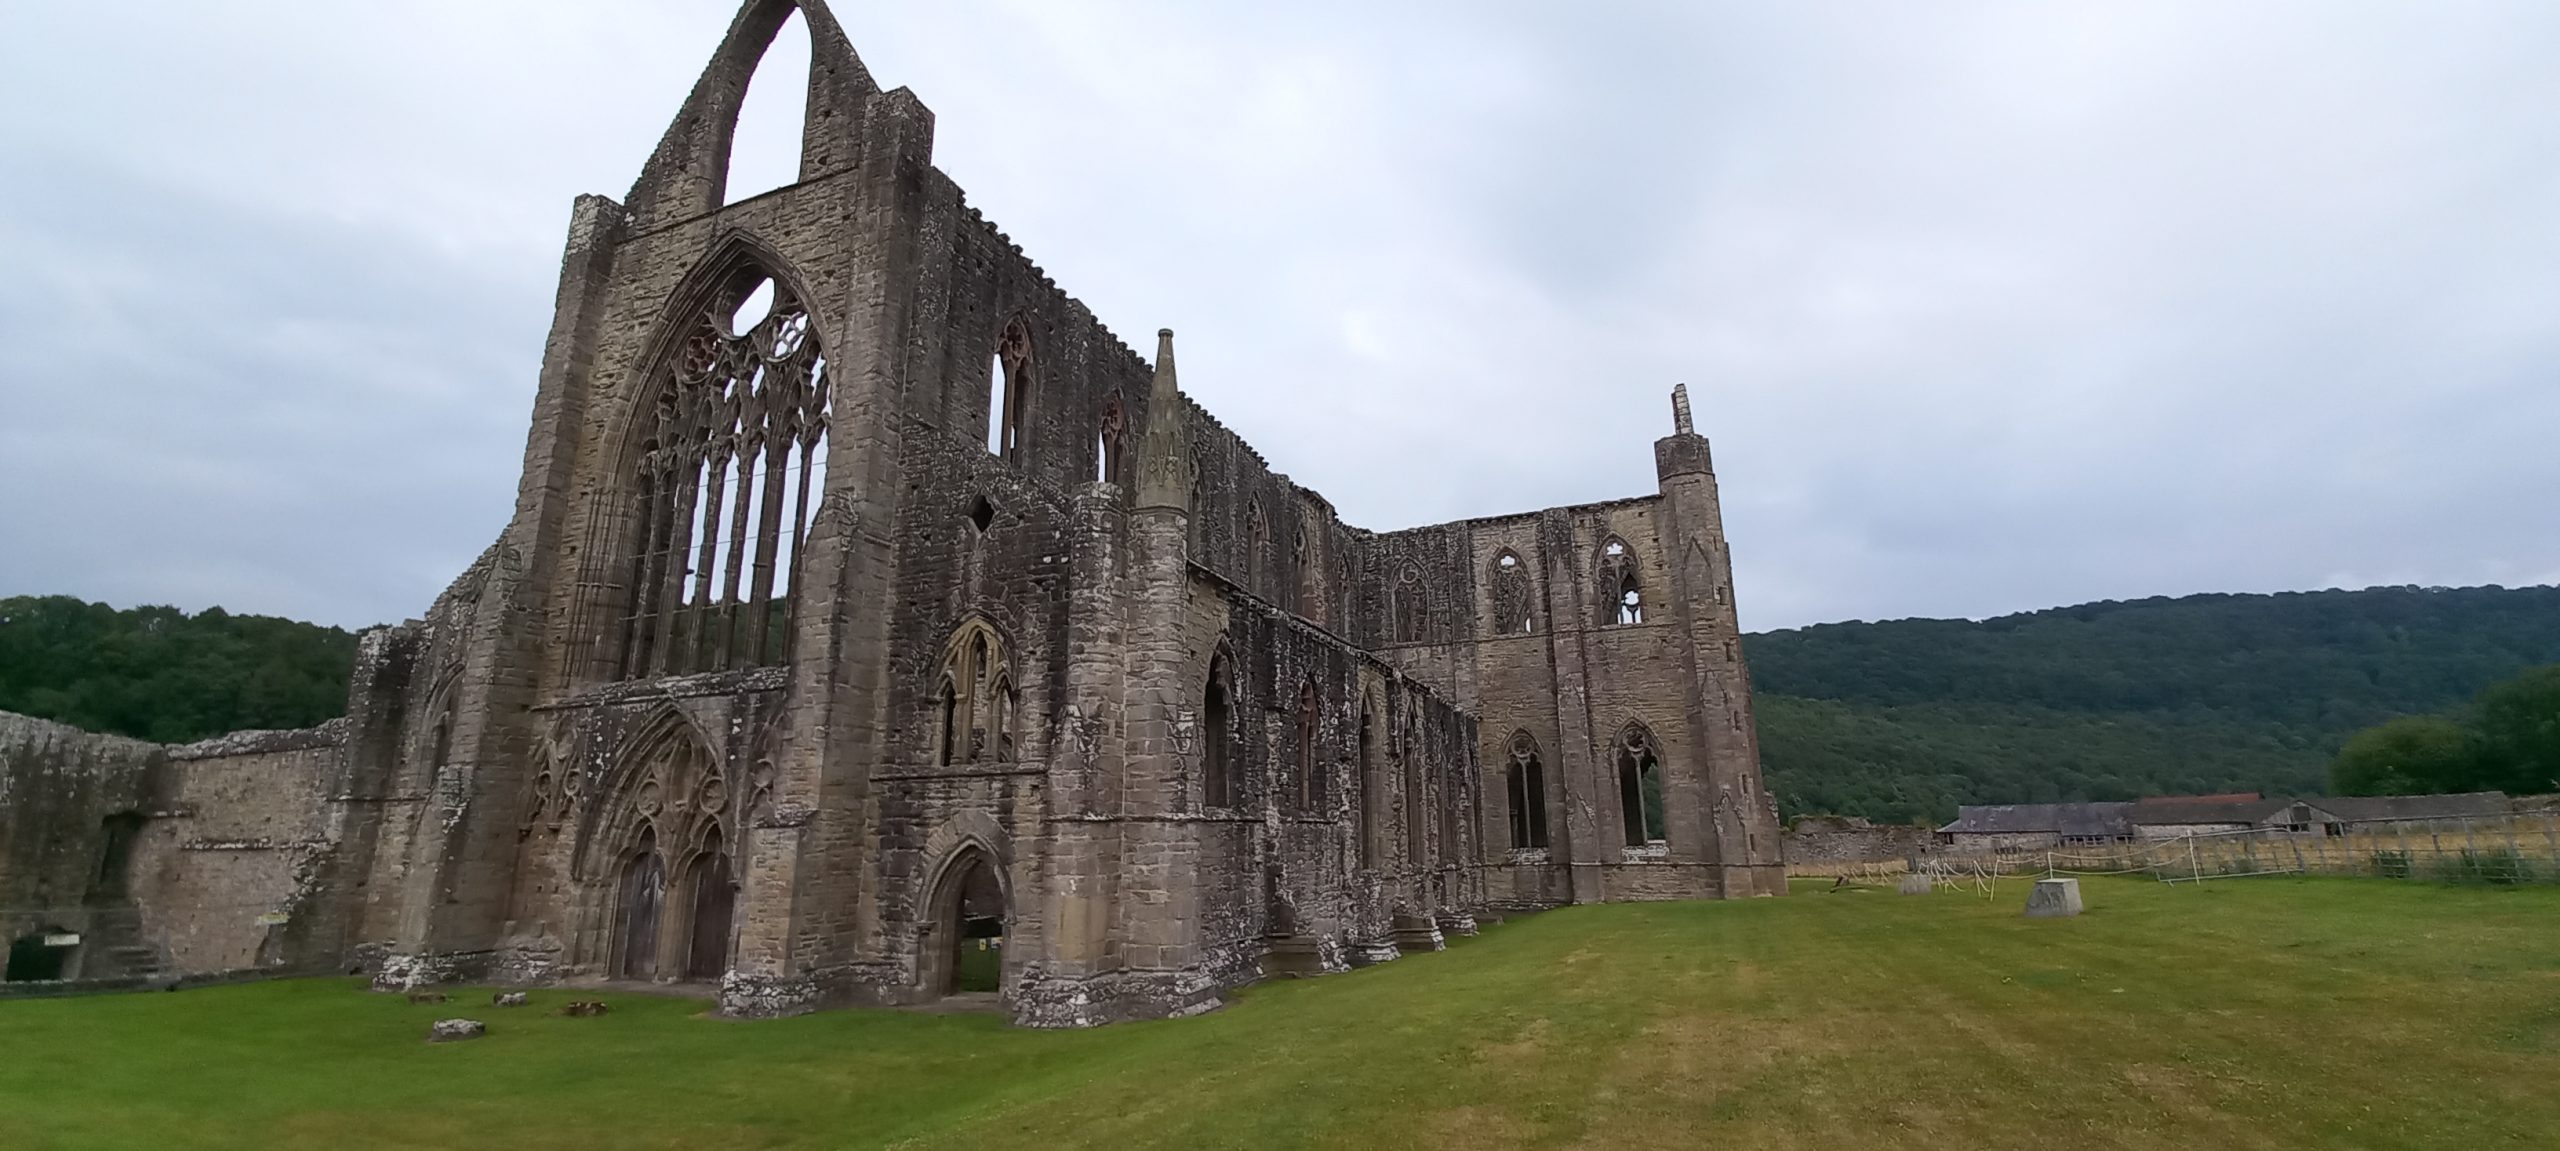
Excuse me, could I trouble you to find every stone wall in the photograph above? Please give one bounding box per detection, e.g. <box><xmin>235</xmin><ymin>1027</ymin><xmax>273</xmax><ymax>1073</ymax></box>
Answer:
<box><xmin>1782</xmin><ymin>816</ymin><xmax>1933</xmax><ymax>867</ymax></box>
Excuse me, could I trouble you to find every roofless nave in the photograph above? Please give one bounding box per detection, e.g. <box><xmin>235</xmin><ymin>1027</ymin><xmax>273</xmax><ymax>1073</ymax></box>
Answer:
<box><xmin>0</xmin><ymin>0</ymin><xmax>1780</xmax><ymax>1025</ymax></box>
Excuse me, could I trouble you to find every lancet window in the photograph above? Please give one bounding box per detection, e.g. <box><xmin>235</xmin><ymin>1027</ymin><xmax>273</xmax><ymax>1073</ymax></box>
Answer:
<box><xmin>619</xmin><ymin>269</ymin><xmax>831</xmax><ymax>678</ymax></box>
<box><xmin>988</xmin><ymin>318</ymin><xmax>1033</xmax><ymax>459</ymax></box>
<box><xmin>1617</xmin><ymin>724</ymin><xmax>1666</xmax><ymax>846</ymax></box>
<box><xmin>1490</xmin><ymin>550</ymin><xmax>1535</xmax><ymax>634</ymax></box>
<box><xmin>1203</xmin><ymin>655</ymin><xmax>1234</xmax><ymax>808</ymax></box>
<box><xmin>1294</xmin><ymin>682</ymin><xmax>1322</xmax><ymax>812</ymax></box>
<box><xmin>1393</xmin><ymin>563</ymin><xmax>1428</xmax><ymax>644</ymax></box>
<box><xmin>1505</xmin><ymin>731</ymin><xmax>1550</xmax><ymax>850</ymax></box>
<box><xmin>934</xmin><ymin>621</ymin><xmax>1016</xmax><ymax>766</ymax></box>
<box><xmin>1599</xmin><ymin>538</ymin><xmax>1642</xmax><ymax>626</ymax></box>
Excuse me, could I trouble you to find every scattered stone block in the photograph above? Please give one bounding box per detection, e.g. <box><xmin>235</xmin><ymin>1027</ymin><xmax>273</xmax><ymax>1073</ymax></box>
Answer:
<box><xmin>2024</xmin><ymin>877</ymin><xmax>2084</xmax><ymax>918</ymax></box>
<box><xmin>560</xmin><ymin>1000</ymin><xmax>610</xmax><ymax>1017</ymax></box>
<box><xmin>406</xmin><ymin>991</ymin><xmax>448</xmax><ymax>1005</ymax></box>
<box><xmin>1897</xmin><ymin>873</ymin><xmax>1933</xmax><ymax>895</ymax></box>
<box><xmin>427</xmin><ymin>1018</ymin><xmax>485</xmax><ymax>1042</ymax></box>
<box><xmin>491</xmin><ymin>991</ymin><xmax>528</xmax><ymax>1007</ymax></box>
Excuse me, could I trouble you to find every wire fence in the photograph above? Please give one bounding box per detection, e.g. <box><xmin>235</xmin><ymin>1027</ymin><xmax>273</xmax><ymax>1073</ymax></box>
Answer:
<box><xmin>1789</xmin><ymin>811</ymin><xmax>2560</xmax><ymax>889</ymax></box>
<box><xmin>2040</xmin><ymin>813</ymin><xmax>2560</xmax><ymax>885</ymax></box>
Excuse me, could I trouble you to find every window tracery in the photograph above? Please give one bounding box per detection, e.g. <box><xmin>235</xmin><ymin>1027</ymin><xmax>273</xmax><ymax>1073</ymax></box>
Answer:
<box><xmin>1617</xmin><ymin>724</ymin><xmax>1666</xmax><ymax>846</ymax></box>
<box><xmin>1393</xmin><ymin>563</ymin><xmax>1428</xmax><ymax>644</ymax></box>
<box><xmin>619</xmin><ymin>268</ymin><xmax>830</xmax><ymax>679</ymax></box>
<box><xmin>988</xmin><ymin>317</ymin><xmax>1033</xmax><ymax>458</ymax></box>
<box><xmin>933</xmin><ymin>620</ymin><xmax>1016</xmax><ymax>765</ymax></box>
<box><xmin>1598</xmin><ymin>537</ymin><xmax>1642</xmax><ymax>626</ymax></box>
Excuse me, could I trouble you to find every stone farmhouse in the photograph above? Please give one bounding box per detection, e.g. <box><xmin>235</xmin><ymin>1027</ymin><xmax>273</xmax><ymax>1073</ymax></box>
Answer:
<box><xmin>0</xmin><ymin>0</ymin><xmax>1782</xmax><ymax>1023</ymax></box>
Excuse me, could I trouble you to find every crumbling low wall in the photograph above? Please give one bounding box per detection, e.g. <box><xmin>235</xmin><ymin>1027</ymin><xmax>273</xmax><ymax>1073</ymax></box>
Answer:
<box><xmin>0</xmin><ymin>710</ymin><xmax>346</xmax><ymax>987</ymax></box>
<box><xmin>1783</xmin><ymin>816</ymin><xmax>1933</xmax><ymax>868</ymax></box>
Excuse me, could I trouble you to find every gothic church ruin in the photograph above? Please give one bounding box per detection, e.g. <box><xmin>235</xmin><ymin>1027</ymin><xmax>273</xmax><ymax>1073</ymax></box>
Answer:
<box><xmin>0</xmin><ymin>0</ymin><xmax>1781</xmax><ymax>1024</ymax></box>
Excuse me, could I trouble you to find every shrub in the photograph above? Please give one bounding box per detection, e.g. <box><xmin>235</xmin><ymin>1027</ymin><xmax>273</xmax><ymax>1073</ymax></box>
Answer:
<box><xmin>2436</xmin><ymin>847</ymin><xmax>2534</xmax><ymax>886</ymax></box>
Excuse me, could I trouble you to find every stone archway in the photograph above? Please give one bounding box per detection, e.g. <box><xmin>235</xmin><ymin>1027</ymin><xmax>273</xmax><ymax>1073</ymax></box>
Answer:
<box><xmin>920</xmin><ymin>846</ymin><xmax>1007</xmax><ymax>998</ymax></box>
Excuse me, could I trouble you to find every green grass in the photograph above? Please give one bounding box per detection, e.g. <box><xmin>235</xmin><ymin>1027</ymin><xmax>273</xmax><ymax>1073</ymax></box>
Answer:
<box><xmin>5</xmin><ymin>878</ymin><xmax>2559</xmax><ymax>1149</ymax></box>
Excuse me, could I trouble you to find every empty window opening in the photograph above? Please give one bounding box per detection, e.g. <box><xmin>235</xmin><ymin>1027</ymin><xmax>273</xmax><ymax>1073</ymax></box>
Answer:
<box><xmin>723</xmin><ymin>7</ymin><xmax>812</xmax><ymax>206</ymax></box>
<box><xmin>1506</xmin><ymin>732</ymin><xmax>1550</xmax><ymax>850</ymax></box>
<box><xmin>1618</xmin><ymin>728</ymin><xmax>1666</xmax><ymax>846</ymax></box>
<box><xmin>683</xmin><ymin>829</ymin><xmax>734</xmax><ymax>981</ymax></box>
<box><xmin>619</xmin><ymin>266</ymin><xmax>830</xmax><ymax>678</ymax></box>
<box><xmin>1405</xmin><ymin>744</ymin><xmax>1430</xmax><ymax>866</ymax></box>
<box><xmin>986</xmin><ymin>320</ymin><xmax>1033</xmax><ymax>459</ymax></box>
<box><xmin>616</xmin><ymin>828</ymin><xmax>667</xmax><ymax>980</ymax></box>
<box><xmin>1598</xmin><ymin>537</ymin><xmax>1641</xmax><ymax>627</ymax></box>
<box><xmin>1489</xmin><ymin>550</ymin><xmax>1534</xmax><ymax>635</ymax></box>
<box><xmin>1294</xmin><ymin>682</ymin><xmax>1321</xmax><ymax>812</ymax></box>
<box><xmin>1203</xmin><ymin>657</ymin><xmax>1234</xmax><ymax>808</ymax></box>
<box><xmin>1096</xmin><ymin>396</ymin><xmax>1125</xmax><ymax>485</ymax></box>
<box><xmin>88</xmin><ymin>811</ymin><xmax>145</xmax><ymax>903</ymax></box>
<box><xmin>966</xmin><ymin>494</ymin><xmax>994</xmax><ymax>535</ymax></box>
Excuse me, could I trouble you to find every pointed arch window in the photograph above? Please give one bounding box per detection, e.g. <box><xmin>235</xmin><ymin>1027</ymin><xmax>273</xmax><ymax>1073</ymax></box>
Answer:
<box><xmin>1617</xmin><ymin>725</ymin><xmax>1666</xmax><ymax>847</ymax></box>
<box><xmin>619</xmin><ymin>265</ymin><xmax>830</xmax><ymax>679</ymax></box>
<box><xmin>1489</xmin><ymin>550</ymin><xmax>1534</xmax><ymax>635</ymax></box>
<box><xmin>1096</xmin><ymin>394</ymin><xmax>1125</xmax><ymax>485</ymax></box>
<box><xmin>1203</xmin><ymin>655</ymin><xmax>1234</xmax><ymax>808</ymax></box>
<box><xmin>987</xmin><ymin>318</ymin><xmax>1033</xmax><ymax>458</ymax></box>
<box><xmin>1245</xmin><ymin>501</ymin><xmax>1269</xmax><ymax>598</ymax></box>
<box><xmin>1505</xmin><ymin>732</ymin><xmax>1550</xmax><ymax>850</ymax></box>
<box><xmin>1598</xmin><ymin>537</ymin><xmax>1642</xmax><ymax>626</ymax></box>
<box><xmin>1358</xmin><ymin>695</ymin><xmax>1382</xmax><ymax>868</ymax></box>
<box><xmin>1294</xmin><ymin>682</ymin><xmax>1322</xmax><ymax>812</ymax></box>
<box><xmin>1393</xmin><ymin>563</ymin><xmax>1428</xmax><ymax>644</ymax></box>
<box><xmin>933</xmin><ymin>620</ymin><xmax>1017</xmax><ymax>765</ymax></box>
<box><xmin>1293</xmin><ymin>523</ymin><xmax>1317</xmax><ymax>620</ymax></box>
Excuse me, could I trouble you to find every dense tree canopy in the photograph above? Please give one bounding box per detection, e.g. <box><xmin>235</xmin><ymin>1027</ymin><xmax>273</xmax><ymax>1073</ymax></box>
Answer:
<box><xmin>2329</xmin><ymin>664</ymin><xmax>2560</xmax><ymax>798</ymax></box>
<box><xmin>1750</xmin><ymin>585</ymin><xmax>2560</xmax><ymax>822</ymax></box>
<box><xmin>0</xmin><ymin>596</ymin><xmax>357</xmax><ymax>743</ymax></box>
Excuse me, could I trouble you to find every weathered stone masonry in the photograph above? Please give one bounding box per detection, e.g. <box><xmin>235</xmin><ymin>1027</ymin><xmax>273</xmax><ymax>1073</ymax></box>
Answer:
<box><xmin>0</xmin><ymin>0</ymin><xmax>1781</xmax><ymax>1022</ymax></box>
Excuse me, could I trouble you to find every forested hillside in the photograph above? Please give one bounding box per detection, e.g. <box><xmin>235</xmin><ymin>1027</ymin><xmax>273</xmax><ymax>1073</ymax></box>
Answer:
<box><xmin>8</xmin><ymin>585</ymin><xmax>2559</xmax><ymax>820</ymax></box>
<box><xmin>1748</xmin><ymin>585</ymin><xmax>2560</xmax><ymax>822</ymax></box>
<box><xmin>0</xmin><ymin>596</ymin><xmax>357</xmax><ymax>743</ymax></box>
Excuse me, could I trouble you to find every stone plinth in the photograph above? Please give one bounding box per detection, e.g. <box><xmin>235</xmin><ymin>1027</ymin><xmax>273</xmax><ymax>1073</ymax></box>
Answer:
<box><xmin>2024</xmin><ymin>877</ymin><xmax>2084</xmax><ymax>918</ymax></box>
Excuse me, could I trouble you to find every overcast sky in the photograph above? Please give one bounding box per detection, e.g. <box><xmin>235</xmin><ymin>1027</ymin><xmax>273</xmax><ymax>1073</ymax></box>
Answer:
<box><xmin>2</xmin><ymin>2</ymin><xmax>2554</xmax><ymax>634</ymax></box>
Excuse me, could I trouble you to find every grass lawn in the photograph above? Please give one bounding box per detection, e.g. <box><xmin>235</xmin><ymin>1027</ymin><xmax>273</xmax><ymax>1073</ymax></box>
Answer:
<box><xmin>4</xmin><ymin>876</ymin><xmax>2558</xmax><ymax>1149</ymax></box>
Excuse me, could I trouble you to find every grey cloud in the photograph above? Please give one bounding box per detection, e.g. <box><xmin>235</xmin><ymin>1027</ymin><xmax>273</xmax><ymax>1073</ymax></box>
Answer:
<box><xmin>1</xmin><ymin>0</ymin><xmax>2554</xmax><ymax>633</ymax></box>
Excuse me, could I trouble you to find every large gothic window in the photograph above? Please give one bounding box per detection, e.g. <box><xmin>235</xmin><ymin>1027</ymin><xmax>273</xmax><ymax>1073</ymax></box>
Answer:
<box><xmin>1489</xmin><ymin>550</ymin><xmax>1534</xmax><ymax>635</ymax></box>
<box><xmin>620</xmin><ymin>269</ymin><xmax>831</xmax><ymax>678</ymax></box>
<box><xmin>1505</xmin><ymin>731</ymin><xmax>1549</xmax><ymax>850</ymax></box>
<box><xmin>1617</xmin><ymin>725</ymin><xmax>1666</xmax><ymax>847</ymax></box>
<box><xmin>934</xmin><ymin>620</ymin><xmax>1016</xmax><ymax>765</ymax></box>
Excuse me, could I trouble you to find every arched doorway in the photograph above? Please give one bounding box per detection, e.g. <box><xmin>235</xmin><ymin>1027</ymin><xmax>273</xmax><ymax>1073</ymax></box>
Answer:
<box><xmin>927</xmin><ymin>849</ymin><xmax>1006</xmax><ymax>996</ymax></box>
<box><xmin>615</xmin><ymin>828</ymin><xmax>666</xmax><ymax>980</ymax></box>
<box><xmin>682</xmin><ymin>829</ymin><xmax>734</xmax><ymax>982</ymax></box>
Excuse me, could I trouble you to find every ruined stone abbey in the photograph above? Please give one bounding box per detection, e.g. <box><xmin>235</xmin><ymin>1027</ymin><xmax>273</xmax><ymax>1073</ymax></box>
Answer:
<box><xmin>0</xmin><ymin>0</ymin><xmax>1780</xmax><ymax>1024</ymax></box>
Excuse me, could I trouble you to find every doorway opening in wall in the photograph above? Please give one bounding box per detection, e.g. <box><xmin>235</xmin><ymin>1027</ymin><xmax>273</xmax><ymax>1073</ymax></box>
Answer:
<box><xmin>934</xmin><ymin>850</ymin><xmax>1007</xmax><ymax>996</ymax></box>
<box><xmin>88</xmin><ymin>811</ymin><xmax>144</xmax><ymax>904</ymax></box>
<box><xmin>616</xmin><ymin>828</ymin><xmax>667</xmax><ymax>980</ymax></box>
<box><xmin>4</xmin><ymin>928</ymin><xmax>78</xmax><ymax>982</ymax></box>
<box><xmin>683</xmin><ymin>829</ymin><xmax>735</xmax><ymax>982</ymax></box>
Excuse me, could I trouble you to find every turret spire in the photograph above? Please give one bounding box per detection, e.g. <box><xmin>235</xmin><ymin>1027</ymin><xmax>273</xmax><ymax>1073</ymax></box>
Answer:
<box><xmin>1134</xmin><ymin>329</ymin><xmax>1194</xmax><ymax>512</ymax></box>
<box><xmin>1671</xmin><ymin>383</ymin><xmax>1695</xmax><ymax>436</ymax></box>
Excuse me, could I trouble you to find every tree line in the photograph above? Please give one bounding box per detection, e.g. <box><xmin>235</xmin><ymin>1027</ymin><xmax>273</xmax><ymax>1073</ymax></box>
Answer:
<box><xmin>0</xmin><ymin>596</ymin><xmax>357</xmax><ymax>744</ymax></box>
<box><xmin>2328</xmin><ymin>664</ymin><xmax>2560</xmax><ymax>797</ymax></box>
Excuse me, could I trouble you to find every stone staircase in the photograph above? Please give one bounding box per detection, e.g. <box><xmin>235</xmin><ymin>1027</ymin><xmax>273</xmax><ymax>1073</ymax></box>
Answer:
<box><xmin>75</xmin><ymin>907</ymin><xmax>169</xmax><ymax>982</ymax></box>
